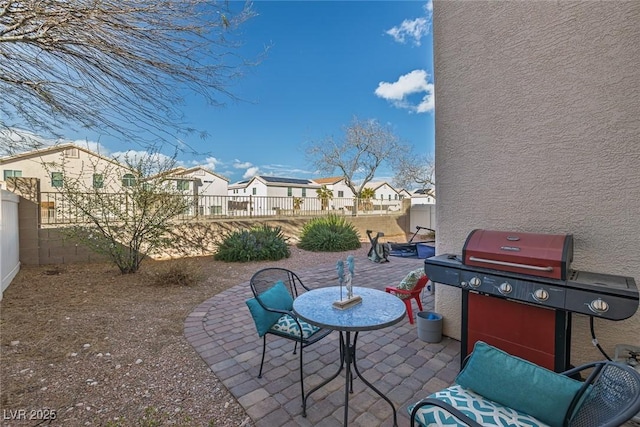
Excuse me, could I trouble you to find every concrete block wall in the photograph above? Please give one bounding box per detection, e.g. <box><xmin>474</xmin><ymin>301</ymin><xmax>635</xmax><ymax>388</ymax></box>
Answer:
<box><xmin>21</xmin><ymin>212</ymin><xmax>418</xmax><ymax>265</ymax></box>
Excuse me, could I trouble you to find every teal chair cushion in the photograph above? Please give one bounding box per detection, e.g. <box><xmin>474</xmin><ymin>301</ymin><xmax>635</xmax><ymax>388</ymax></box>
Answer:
<box><xmin>246</xmin><ymin>281</ymin><xmax>293</xmax><ymax>337</ymax></box>
<box><xmin>455</xmin><ymin>341</ymin><xmax>583</xmax><ymax>427</ymax></box>
<box><xmin>408</xmin><ymin>384</ymin><xmax>548</xmax><ymax>427</ymax></box>
<box><xmin>270</xmin><ymin>314</ymin><xmax>320</xmax><ymax>339</ymax></box>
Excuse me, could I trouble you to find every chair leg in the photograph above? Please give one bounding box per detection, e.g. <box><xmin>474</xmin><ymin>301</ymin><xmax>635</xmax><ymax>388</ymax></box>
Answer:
<box><xmin>415</xmin><ymin>295</ymin><xmax>423</xmax><ymax>312</ymax></box>
<box><xmin>258</xmin><ymin>335</ymin><xmax>267</xmax><ymax>378</ymax></box>
<box><xmin>298</xmin><ymin>339</ymin><xmax>305</xmax><ymax>404</ymax></box>
<box><xmin>405</xmin><ymin>300</ymin><xmax>414</xmax><ymax>324</ymax></box>
<box><xmin>293</xmin><ymin>341</ymin><xmax>298</xmax><ymax>355</ymax></box>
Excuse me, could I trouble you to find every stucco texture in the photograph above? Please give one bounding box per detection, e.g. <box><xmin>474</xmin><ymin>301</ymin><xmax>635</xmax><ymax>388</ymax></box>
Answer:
<box><xmin>432</xmin><ymin>1</ymin><xmax>640</xmax><ymax>365</ymax></box>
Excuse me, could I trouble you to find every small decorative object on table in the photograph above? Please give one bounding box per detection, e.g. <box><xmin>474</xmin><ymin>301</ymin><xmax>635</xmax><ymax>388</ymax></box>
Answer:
<box><xmin>333</xmin><ymin>255</ymin><xmax>363</xmax><ymax>309</ymax></box>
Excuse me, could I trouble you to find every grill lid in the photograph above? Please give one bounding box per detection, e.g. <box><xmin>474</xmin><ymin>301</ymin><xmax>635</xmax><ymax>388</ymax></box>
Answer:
<box><xmin>462</xmin><ymin>229</ymin><xmax>574</xmax><ymax>280</ymax></box>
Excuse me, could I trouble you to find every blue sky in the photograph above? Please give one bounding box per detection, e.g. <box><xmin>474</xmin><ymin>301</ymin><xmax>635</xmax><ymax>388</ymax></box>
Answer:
<box><xmin>47</xmin><ymin>1</ymin><xmax>435</xmax><ymax>184</ymax></box>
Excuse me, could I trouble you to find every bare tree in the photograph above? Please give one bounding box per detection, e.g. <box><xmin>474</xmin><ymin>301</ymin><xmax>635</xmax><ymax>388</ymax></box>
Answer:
<box><xmin>306</xmin><ymin>116</ymin><xmax>408</xmax><ymax>212</ymax></box>
<box><xmin>391</xmin><ymin>151</ymin><xmax>435</xmax><ymax>197</ymax></box>
<box><xmin>0</xmin><ymin>0</ymin><xmax>256</xmax><ymax>154</ymax></box>
<box><xmin>52</xmin><ymin>150</ymin><xmax>202</xmax><ymax>274</ymax></box>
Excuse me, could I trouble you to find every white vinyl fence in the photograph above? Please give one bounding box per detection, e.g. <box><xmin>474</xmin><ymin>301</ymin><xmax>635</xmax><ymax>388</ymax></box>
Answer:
<box><xmin>1</xmin><ymin>189</ymin><xmax>20</xmax><ymax>300</ymax></box>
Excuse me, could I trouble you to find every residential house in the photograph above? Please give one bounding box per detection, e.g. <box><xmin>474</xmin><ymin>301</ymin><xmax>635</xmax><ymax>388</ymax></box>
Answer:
<box><xmin>156</xmin><ymin>166</ymin><xmax>229</xmax><ymax>216</ymax></box>
<box><xmin>410</xmin><ymin>188</ymin><xmax>435</xmax><ymax>205</ymax></box>
<box><xmin>432</xmin><ymin>0</ymin><xmax>638</xmax><ymax>366</ymax></box>
<box><xmin>398</xmin><ymin>189</ymin><xmax>412</xmax><ymax>199</ymax></box>
<box><xmin>0</xmin><ymin>143</ymin><xmax>133</xmax><ymax>221</ymax></box>
<box><xmin>0</xmin><ymin>143</ymin><xmax>131</xmax><ymax>193</ymax></box>
<box><xmin>362</xmin><ymin>181</ymin><xmax>403</xmax><ymax>211</ymax></box>
<box><xmin>228</xmin><ymin>176</ymin><xmax>321</xmax><ymax>215</ymax></box>
<box><xmin>312</xmin><ymin>176</ymin><xmax>356</xmax><ymax>211</ymax></box>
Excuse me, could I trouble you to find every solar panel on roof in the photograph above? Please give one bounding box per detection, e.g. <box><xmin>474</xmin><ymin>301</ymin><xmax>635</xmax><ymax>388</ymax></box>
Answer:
<box><xmin>262</xmin><ymin>176</ymin><xmax>311</xmax><ymax>185</ymax></box>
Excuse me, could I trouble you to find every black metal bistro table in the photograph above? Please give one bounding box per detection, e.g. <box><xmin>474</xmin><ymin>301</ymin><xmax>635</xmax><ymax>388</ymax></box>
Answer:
<box><xmin>293</xmin><ymin>286</ymin><xmax>406</xmax><ymax>426</ymax></box>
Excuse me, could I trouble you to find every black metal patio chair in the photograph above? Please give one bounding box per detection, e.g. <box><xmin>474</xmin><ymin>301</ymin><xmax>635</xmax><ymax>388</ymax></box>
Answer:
<box><xmin>409</xmin><ymin>341</ymin><xmax>640</xmax><ymax>427</ymax></box>
<box><xmin>246</xmin><ymin>267</ymin><xmax>333</xmax><ymax>404</ymax></box>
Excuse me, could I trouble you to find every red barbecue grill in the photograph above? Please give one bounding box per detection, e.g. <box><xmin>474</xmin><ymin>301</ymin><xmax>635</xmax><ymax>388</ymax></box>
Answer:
<box><xmin>424</xmin><ymin>229</ymin><xmax>639</xmax><ymax>372</ymax></box>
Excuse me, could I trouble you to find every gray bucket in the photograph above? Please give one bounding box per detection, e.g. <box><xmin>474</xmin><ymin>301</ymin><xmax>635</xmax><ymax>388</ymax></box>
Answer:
<box><xmin>417</xmin><ymin>311</ymin><xmax>442</xmax><ymax>343</ymax></box>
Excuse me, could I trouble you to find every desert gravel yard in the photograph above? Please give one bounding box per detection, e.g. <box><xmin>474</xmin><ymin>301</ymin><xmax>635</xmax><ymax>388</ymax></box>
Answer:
<box><xmin>0</xmin><ymin>245</ymin><xmax>370</xmax><ymax>426</ymax></box>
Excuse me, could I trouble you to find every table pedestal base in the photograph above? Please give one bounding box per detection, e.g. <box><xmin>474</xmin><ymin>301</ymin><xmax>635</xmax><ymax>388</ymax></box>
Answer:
<box><xmin>302</xmin><ymin>331</ymin><xmax>398</xmax><ymax>427</ymax></box>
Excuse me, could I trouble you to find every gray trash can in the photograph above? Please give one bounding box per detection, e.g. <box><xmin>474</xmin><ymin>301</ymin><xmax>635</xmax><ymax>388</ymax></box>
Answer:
<box><xmin>417</xmin><ymin>311</ymin><xmax>442</xmax><ymax>343</ymax></box>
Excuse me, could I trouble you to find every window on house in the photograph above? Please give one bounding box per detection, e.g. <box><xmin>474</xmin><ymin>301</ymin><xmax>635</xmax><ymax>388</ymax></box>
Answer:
<box><xmin>252</xmin><ymin>187</ymin><xmax>257</xmax><ymax>195</ymax></box>
<box><xmin>122</xmin><ymin>173</ymin><xmax>136</xmax><ymax>187</ymax></box>
<box><xmin>177</xmin><ymin>180</ymin><xmax>189</xmax><ymax>191</ymax></box>
<box><xmin>3</xmin><ymin>170</ymin><xmax>22</xmax><ymax>180</ymax></box>
<box><xmin>338</xmin><ymin>190</ymin><xmax>344</xmax><ymax>198</ymax></box>
<box><xmin>93</xmin><ymin>174</ymin><xmax>104</xmax><ymax>189</ymax></box>
<box><xmin>388</xmin><ymin>194</ymin><xmax>391</xmax><ymax>201</ymax></box>
<box><xmin>302</xmin><ymin>188</ymin><xmax>306</xmax><ymax>197</ymax></box>
<box><xmin>64</xmin><ymin>147</ymin><xmax>79</xmax><ymax>158</ymax></box>
<box><xmin>287</xmin><ymin>187</ymin><xmax>292</xmax><ymax>197</ymax></box>
<box><xmin>51</xmin><ymin>172</ymin><xmax>63</xmax><ymax>188</ymax></box>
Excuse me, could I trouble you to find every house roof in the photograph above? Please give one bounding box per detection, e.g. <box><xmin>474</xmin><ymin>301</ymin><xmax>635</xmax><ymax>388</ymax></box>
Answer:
<box><xmin>230</xmin><ymin>175</ymin><xmax>319</xmax><ymax>188</ymax></box>
<box><xmin>174</xmin><ymin>166</ymin><xmax>229</xmax><ymax>182</ymax></box>
<box><xmin>313</xmin><ymin>176</ymin><xmax>345</xmax><ymax>185</ymax></box>
<box><xmin>0</xmin><ymin>142</ymin><xmax>128</xmax><ymax>170</ymax></box>
<box><xmin>363</xmin><ymin>181</ymin><xmax>400</xmax><ymax>192</ymax></box>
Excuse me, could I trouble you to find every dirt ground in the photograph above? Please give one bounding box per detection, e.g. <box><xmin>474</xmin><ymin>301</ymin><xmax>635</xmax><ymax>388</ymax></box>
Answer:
<box><xmin>0</xmin><ymin>245</ymin><xmax>371</xmax><ymax>426</ymax></box>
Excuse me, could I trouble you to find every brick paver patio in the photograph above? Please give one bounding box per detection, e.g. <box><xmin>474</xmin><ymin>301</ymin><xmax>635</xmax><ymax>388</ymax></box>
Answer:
<box><xmin>185</xmin><ymin>254</ymin><xmax>461</xmax><ymax>426</ymax></box>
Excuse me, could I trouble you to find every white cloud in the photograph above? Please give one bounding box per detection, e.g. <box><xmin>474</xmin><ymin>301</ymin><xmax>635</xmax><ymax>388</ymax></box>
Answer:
<box><xmin>386</xmin><ymin>17</ymin><xmax>429</xmax><ymax>46</ymax></box>
<box><xmin>200</xmin><ymin>156</ymin><xmax>221</xmax><ymax>171</ymax></box>
<box><xmin>425</xmin><ymin>0</ymin><xmax>433</xmax><ymax>13</ymax></box>
<box><xmin>111</xmin><ymin>150</ymin><xmax>183</xmax><ymax>173</ymax></box>
<box><xmin>375</xmin><ymin>69</ymin><xmax>434</xmax><ymax>113</ymax></box>
<box><xmin>233</xmin><ymin>160</ymin><xmax>253</xmax><ymax>169</ymax></box>
<box><xmin>242</xmin><ymin>166</ymin><xmax>260</xmax><ymax>180</ymax></box>
<box><xmin>385</xmin><ymin>1</ymin><xmax>432</xmax><ymax>46</ymax></box>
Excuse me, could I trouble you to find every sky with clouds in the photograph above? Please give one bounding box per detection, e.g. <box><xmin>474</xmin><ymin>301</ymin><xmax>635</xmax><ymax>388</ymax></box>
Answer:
<box><xmin>4</xmin><ymin>1</ymin><xmax>434</xmax><ymax>184</ymax></box>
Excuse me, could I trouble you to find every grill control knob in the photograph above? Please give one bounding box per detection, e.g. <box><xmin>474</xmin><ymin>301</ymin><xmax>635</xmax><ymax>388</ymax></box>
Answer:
<box><xmin>533</xmin><ymin>289</ymin><xmax>549</xmax><ymax>302</ymax></box>
<box><xmin>469</xmin><ymin>277</ymin><xmax>481</xmax><ymax>288</ymax></box>
<box><xmin>498</xmin><ymin>282</ymin><xmax>513</xmax><ymax>295</ymax></box>
<box><xmin>589</xmin><ymin>299</ymin><xmax>609</xmax><ymax>314</ymax></box>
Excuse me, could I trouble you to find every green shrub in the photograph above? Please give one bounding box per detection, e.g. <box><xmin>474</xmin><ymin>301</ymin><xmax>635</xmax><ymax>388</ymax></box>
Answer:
<box><xmin>298</xmin><ymin>214</ymin><xmax>361</xmax><ymax>252</ymax></box>
<box><xmin>214</xmin><ymin>225</ymin><xmax>290</xmax><ymax>262</ymax></box>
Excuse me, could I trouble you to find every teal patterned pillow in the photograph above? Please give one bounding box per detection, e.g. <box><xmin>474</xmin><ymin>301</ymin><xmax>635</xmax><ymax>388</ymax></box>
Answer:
<box><xmin>456</xmin><ymin>341</ymin><xmax>582</xmax><ymax>427</ymax></box>
<box><xmin>245</xmin><ymin>281</ymin><xmax>293</xmax><ymax>337</ymax></box>
<box><xmin>408</xmin><ymin>384</ymin><xmax>547</xmax><ymax>427</ymax></box>
<box><xmin>398</xmin><ymin>268</ymin><xmax>426</xmax><ymax>291</ymax></box>
<box><xmin>270</xmin><ymin>314</ymin><xmax>320</xmax><ymax>339</ymax></box>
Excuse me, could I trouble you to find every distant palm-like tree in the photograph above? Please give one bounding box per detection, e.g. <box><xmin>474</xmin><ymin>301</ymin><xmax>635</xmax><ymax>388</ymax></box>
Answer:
<box><xmin>359</xmin><ymin>188</ymin><xmax>375</xmax><ymax>211</ymax></box>
<box><xmin>316</xmin><ymin>185</ymin><xmax>334</xmax><ymax>210</ymax></box>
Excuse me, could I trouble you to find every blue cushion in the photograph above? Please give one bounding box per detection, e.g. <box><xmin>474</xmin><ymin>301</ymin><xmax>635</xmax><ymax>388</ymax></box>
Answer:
<box><xmin>456</xmin><ymin>341</ymin><xmax>583</xmax><ymax>427</ymax></box>
<box><xmin>245</xmin><ymin>281</ymin><xmax>293</xmax><ymax>337</ymax></box>
<box><xmin>408</xmin><ymin>384</ymin><xmax>548</xmax><ymax>427</ymax></box>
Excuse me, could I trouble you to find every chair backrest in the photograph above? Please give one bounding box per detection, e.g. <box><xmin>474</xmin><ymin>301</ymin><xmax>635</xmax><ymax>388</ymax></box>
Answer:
<box><xmin>411</xmin><ymin>275</ymin><xmax>429</xmax><ymax>295</ymax></box>
<box><xmin>250</xmin><ymin>268</ymin><xmax>307</xmax><ymax>303</ymax></box>
<box><xmin>569</xmin><ymin>361</ymin><xmax>640</xmax><ymax>427</ymax></box>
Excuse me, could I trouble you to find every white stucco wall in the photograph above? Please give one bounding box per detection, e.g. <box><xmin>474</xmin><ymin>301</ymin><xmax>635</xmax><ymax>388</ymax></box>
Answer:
<box><xmin>433</xmin><ymin>0</ymin><xmax>640</xmax><ymax>365</ymax></box>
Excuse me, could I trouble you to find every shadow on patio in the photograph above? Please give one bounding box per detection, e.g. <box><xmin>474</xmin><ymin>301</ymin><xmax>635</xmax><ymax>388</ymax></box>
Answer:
<box><xmin>185</xmin><ymin>254</ymin><xmax>461</xmax><ymax>426</ymax></box>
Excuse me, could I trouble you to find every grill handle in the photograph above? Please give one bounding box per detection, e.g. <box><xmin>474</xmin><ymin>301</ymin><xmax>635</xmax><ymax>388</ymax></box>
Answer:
<box><xmin>468</xmin><ymin>256</ymin><xmax>554</xmax><ymax>272</ymax></box>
